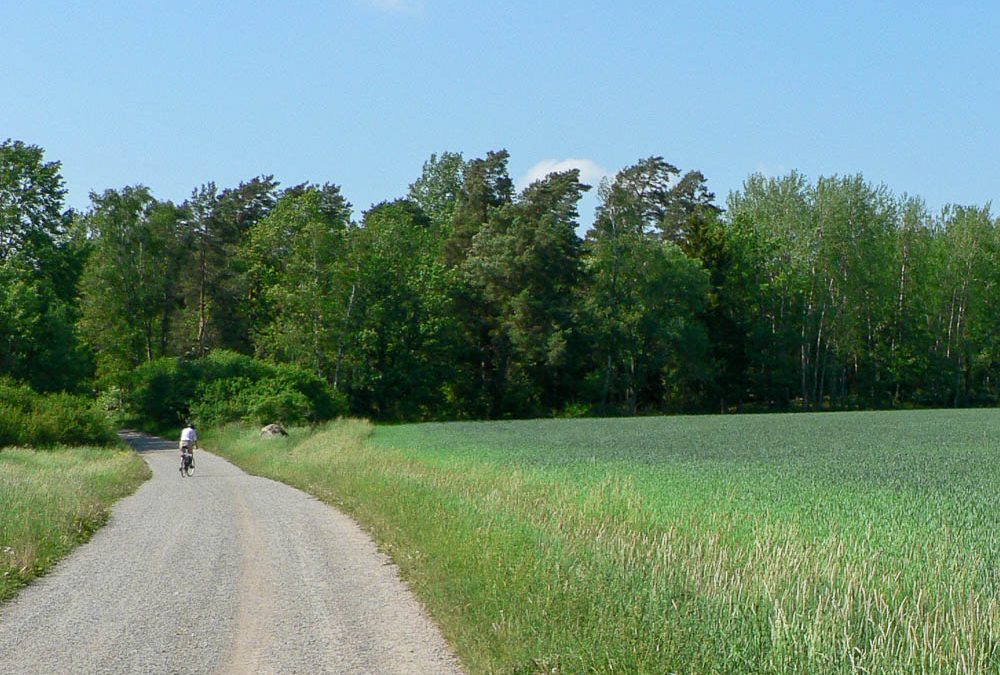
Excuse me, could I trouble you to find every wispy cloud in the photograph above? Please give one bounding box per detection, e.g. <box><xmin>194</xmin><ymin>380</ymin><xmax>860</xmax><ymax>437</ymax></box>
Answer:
<box><xmin>520</xmin><ymin>158</ymin><xmax>609</xmax><ymax>189</ymax></box>
<box><xmin>755</xmin><ymin>163</ymin><xmax>788</xmax><ymax>178</ymax></box>
<box><xmin>364</xmin><ymin>0</ymin><xmax>424</xmax><ymax>15</ymax></box>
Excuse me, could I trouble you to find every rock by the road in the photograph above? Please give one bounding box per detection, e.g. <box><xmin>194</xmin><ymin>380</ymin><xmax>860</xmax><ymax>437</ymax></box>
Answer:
<box><xmin>260</xmin><ymin>423</ymin><xmax>288</xmax><ymax>438</ymax></box>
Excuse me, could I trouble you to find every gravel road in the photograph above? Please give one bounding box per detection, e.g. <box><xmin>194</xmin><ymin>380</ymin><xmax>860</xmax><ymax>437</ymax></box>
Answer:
<box><xmin>0</xmin><ymin>431</ymin><xmax>463</xmax><ymax>674</ymax></box>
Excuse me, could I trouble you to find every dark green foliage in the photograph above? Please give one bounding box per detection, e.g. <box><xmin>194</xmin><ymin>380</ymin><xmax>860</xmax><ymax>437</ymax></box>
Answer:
<box><xmin>585</xmin><ymin>159</ymin><xmax>714</xmax><ymax>415</ymax></box>
<box><xmin>0</xmin><ymin>259</ymin><xmax>92</xmax><ymax>392</ymax></box>
<box><xmin>0</xmin><ymin>141</ymin><xmax>92</xmax><ymax>393</ymax></box>
<box><xmin>8</xmin><ymin>136</ymin><xmax>1000</xmax><ymax>422</ymax></box>
<box><xmin>407</xmin><ymin>151</ymin><xmax>465</xmax><ymax>229</ymax></box>
<box><xmin>174</xmin><ymin>177</ymin><xmax>279</xmax><ymax>356</ymax></box>
<box><xmin>122</xmin><ymin>357</ymin><xmax>198</xmax><ymax>430</ymax></box>
<box><xmin>78</xmin><ymin>187</ymin><xmax>185</xmax><ymax>378</ymax></box>
<box><xmin>341</xmin><ymin>199</ymin><xmax>456</xmax><ymax>420</ymax></box>
<box><xmin>442</xmin><ymin>150</ymin><xmax>514</xmax><ymax>267</ymax></box>
<box><xmin>0</xmin><ymin>379</ymin><xmax>117</xmax><ymax>447</ymax></box>
<box><xmin>190</xmin><ymin>377</ymin><xmax>314</xmax><ymax>427</ymax></box>
<box><xmin>463</xmin><ymin>169</ymin><xmax>590</xmax><ymax>416</ymax></box>
<box><xmin>120</xmin><ymin>350</ymin><xmax>344</xmax><ymax>431</ymax></box>
<box><xmin>241</xmin><ymin>183</ymin><xmax>354</xmax><ymax>383</ymax></box>
<box><xmin>0</xmin><ymin>139</ymin><xmax>67</xmax><ymax>265</ymax></box>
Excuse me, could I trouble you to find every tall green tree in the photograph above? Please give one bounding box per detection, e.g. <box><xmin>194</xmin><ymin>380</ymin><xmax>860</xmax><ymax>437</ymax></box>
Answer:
<box><xmin>0</xmin><ymin>139</ymin><xmax>67</xmax><ymax>266</ymax></box>
<box><xmin>731</xmin><ymin>173</ymin><xmax>827</xmax><ymax>407</ymax></box>
<box><xmin>437</xmin><ymin>150</ymin><xmax>516</xmax><ymax>416</ymax></box>
<box><xmin>680</xmin><ymin>208</ymin><xmax>751</xmax><ymax>411</ymax></box>
<box><xmin>883</xmin><ymin>197</ymin><xmax>939</xmax><ymax>403</ymax></box>
<box><xmin>808</xmin><ymin>175</ymin><xmax>897</xmax><ymax>406</ymax></box>
<box><xmin>442</xmin><ymin>150</ymin><xmax>514</xmax><ymax>266</ymax></box>
<box><xmin>407</xmin><ymin>151</ymin><xmax>466</xmax><ymax>230</ymax></box>
<box><xmin>931</xmin><ymin>205</ymin><xmax>998</xmax><ymax>406</ymax></box>
<box><xmin>78</xmin><ymin>188</ymin><xmax>184</xmax><ymax>378</ymax></box>
<box><xmin>586</xmin><ymin>159</ymin><xmax>713</xmax><ymax>414</ymax></box>
<box><xmin>211</xmin><ymin>176</ymin><xmax>279</xmax><ymax>353</ymax></box>
<box><xmin>0</xmin><ymin>140</ymin><xmax>89</xmax><ymax>391</ymax></box>
<box><xmin>464</xmin><ymin>169</ymin><xmax>589</xmax><ymax>415</ymax></box>
<box><xmin>0</xmin><ymin>258</ymin><xmax>90</xmax><ymax>391</ymax></box>
<box><xmin>341</xmin><ymin>199</ymin><xmax>455</xmax><ymax>419</ymax></box>
<box><xmin>174</xmin><ymin>176</ymin><xmax>279</xmax><ymax>356</ymax></box>
<box><xmin>243</xmin><ymin>184</ymin><xmax>354</xmax><ymax>383</ymax></box>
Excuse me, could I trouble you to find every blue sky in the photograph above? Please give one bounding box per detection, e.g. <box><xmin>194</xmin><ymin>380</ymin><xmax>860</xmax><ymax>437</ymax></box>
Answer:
<box><xmin>2</xmin><ymin>1</ymin><xmax>998</xmax><ymax>227</ymax></box>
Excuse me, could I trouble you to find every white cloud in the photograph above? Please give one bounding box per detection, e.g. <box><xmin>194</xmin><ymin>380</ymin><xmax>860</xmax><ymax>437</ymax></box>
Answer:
<box><xmin>755</xmin><ymin>163</ymin><xmax>788</xmax><ymax>178</ymax></box>
<box><xmin>519</xmin><ymin>158</ymin><xmax>609</xmax><ymax>189</ymax></box>
<box><xmin>364</xmin><ymin>0</ymin><xmax>424</xmax><ymax>14</ymax></box>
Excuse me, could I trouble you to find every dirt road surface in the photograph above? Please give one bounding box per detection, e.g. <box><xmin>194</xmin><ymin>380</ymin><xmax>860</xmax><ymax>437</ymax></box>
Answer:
<box><xmin>0</xmin><ymin>431</ymin><xmax>463</xmax><ymax>674</ymax></box>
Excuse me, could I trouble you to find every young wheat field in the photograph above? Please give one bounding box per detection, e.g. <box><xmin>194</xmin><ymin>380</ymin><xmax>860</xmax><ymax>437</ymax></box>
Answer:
<box><xmin>209</xmin><ymin>409</ymin><xmax>1000</xmax><ymax>673</ymax></box>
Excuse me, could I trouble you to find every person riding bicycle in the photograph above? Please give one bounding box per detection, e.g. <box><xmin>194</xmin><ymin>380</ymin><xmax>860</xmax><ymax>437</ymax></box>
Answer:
<box><xmin>179</xmin><ymin>422</ymin><xmax>198</xmax><ymax>473</ymax></box>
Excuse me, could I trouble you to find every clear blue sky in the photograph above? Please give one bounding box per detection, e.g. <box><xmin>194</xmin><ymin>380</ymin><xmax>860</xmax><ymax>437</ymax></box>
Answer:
<box><xmin>3</xmin><ymin>1</ymin><xmax>998</xmax><ymax>226</ymax></box>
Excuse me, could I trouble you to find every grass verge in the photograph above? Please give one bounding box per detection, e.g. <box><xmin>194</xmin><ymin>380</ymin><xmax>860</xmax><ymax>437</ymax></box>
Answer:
<box><xmin>0</xmin><ymin>446</ymin><xmax>151</xmax><ymax>602</ymax></box>
<box><xmin>206</xmin><ymin>412</ymin><xmax>1000</xmax><ymax>674</ymax></box>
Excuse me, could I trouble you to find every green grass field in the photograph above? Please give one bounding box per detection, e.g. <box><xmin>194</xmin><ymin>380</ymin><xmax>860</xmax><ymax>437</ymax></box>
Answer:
<box><xmin>207</xmin><ymin>410</ymin><xmax>1000</xmax><ymax>673</ymax></box>
<box><xmin>0</xmin><ymin>447</ymin><xmax>150</xmax><ymax>602</ymax></box>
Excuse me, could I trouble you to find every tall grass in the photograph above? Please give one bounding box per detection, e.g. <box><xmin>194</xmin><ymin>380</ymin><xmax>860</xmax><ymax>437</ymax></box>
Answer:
<box><xmin>0</xmin><ymin>447</ymin><xmax>150</xmax><ymax>602</ymax></box>
<box><xmin>206</xmin><ymin>410</ymin><xmax>1000</xmax><ymax>673</ymax></box>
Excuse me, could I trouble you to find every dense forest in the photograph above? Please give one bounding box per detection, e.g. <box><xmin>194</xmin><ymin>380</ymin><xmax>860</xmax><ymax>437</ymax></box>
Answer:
<box><xmin>2</xmin><ymin>138</ymin><xmax>998</xmax><ymax>422</ymax></box>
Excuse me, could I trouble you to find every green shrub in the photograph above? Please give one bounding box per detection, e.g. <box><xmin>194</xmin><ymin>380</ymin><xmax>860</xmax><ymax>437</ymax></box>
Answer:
<box><xmin>245</xmin><ymin>381</ymin><xmax>312</xmax><ymax>426</ymax></box>
<box><xmin>120</xmin><ymin>350</ymin><xmax>345</xmax><ymax>431</ymax></box>
<box><xmin>0</xmin><ymin>379</ymin><xmax>117</xmax><ymax>448</ymax></box>
<box><xmin>190</xmin><ymin>377</ymin><xmax>255</xmax><ymax>427</ymax></box>
<box><xmin>30</xmin><ymin>393</ymin><xmax>119</xmax><ymax>446</ymax></box>
<box><xmin>198</xmin><ymin>349</ymin><xmax>273</xmax><ymax>383</ymax></box>
<box><xmin>96</xmin><ymin>385</ymin><xmax>126</xmax><ymax>425</ymax></box>
<box><xmin>124</xmin><ymin>357</ymin><xmax>198</xmax><ymax>429</ymax></box>
<box><xmin>269</xmin><ymin>364</ymin><xmax>341</xmax><ymax>421</ymax></box>
<box><xmin>0</xmin><ymin>403</ymin><xmax>20</xmax><ymax>447</ymax></box>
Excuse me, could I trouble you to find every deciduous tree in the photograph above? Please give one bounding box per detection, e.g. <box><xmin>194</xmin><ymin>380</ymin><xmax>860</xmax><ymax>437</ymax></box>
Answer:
<box><xmin>78</xmin><ymin>187</ymin><xmax>184</xmax><ymax>377</ymax></box>
<box><xmin>244</xmin><ymin>184</ymin><xmax>353</xmax><ymax>383</ymax></box>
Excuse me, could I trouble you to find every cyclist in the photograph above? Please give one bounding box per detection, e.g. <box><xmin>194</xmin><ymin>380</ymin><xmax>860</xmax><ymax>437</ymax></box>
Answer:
<box><xmin>179</xmin><ymin>422</ymin><xmax>198</xmax><ymax>474</ymax></box>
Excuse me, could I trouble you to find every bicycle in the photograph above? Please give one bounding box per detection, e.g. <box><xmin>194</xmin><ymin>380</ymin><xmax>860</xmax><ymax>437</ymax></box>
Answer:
<box><xmin>179</xmin><ymin>448</ymin><xmax>195</xmax><ymax>477</ymax></box>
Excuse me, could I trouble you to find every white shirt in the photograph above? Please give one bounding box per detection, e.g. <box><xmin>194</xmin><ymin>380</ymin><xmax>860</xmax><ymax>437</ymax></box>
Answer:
<box><xmin>180</xmin><ymin>427</ymin><xmax>197</xmax><ymax>442</ymax></box>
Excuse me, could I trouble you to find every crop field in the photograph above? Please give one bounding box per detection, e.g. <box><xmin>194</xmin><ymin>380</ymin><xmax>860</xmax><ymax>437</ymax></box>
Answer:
<box><xmin>209</xmin><ymin>409</ymin><xmax>1000</xmax><ymax>673</ymax></box>
<box><xmin>0</xmin><ymin>447</ymin><xmax>150</xmax><ymax>602</ymax></box>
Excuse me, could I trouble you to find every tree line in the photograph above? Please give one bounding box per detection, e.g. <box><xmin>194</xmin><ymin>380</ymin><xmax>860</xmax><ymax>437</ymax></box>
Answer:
<box><xmin>2</xmin><ymin>138</ymin><xmax>998</xmax><ymax>420</ymax></box>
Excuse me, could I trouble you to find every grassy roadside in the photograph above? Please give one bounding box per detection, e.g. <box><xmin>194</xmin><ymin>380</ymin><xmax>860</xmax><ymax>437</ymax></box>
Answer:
<box><xmin>0</xmin><ymin>446</ymin><xmax>151</xmax><ymax>603</ymax></box>
<box><xmin>206</xmin><ymin>413</ymin><xmax>1000</xmax><ymax>673</ymax></box>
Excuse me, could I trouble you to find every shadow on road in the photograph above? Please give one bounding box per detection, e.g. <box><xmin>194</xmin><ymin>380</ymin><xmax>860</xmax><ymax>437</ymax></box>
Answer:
<box><xmin>119</xmin><ymin>430</ymin><xmax>229</xmax><ymax>479</ymax></box>
<box><xmin>118</xmin><ymin>430</ymin><xmax>175</xmax><ymax>453</ymax></box>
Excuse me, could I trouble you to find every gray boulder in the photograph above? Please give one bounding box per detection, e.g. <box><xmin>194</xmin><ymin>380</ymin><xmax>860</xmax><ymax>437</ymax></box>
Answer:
<box><xmin>260</xmin><ymin>423</ymin><xmax>288</xmax><ymax>439</ymax></box>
